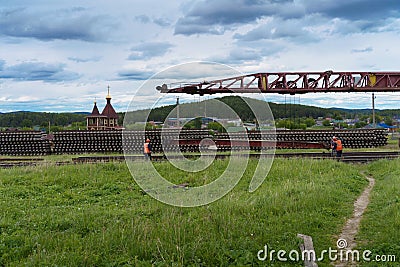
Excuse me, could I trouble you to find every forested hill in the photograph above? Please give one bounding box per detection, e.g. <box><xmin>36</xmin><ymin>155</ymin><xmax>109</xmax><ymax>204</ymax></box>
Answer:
<box><xmin>132</xmin><ymin>96</ymin><xmax>399</xmax><ymax>123</ymax></box>
<box><xmin>0</xmin><ymin>112</ymin><xmax>89</xmax><ymax>128</ymax></box>
<box><xmin>0</xmin><ymin>96</ymin><xmax>398</xmax><ymax>128</ymax></box>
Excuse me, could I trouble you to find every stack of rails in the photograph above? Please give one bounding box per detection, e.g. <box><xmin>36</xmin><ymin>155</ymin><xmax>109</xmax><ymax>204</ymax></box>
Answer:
<box><xmin>53</xmin><ymin>131</ymin><xmax>123</xmax><ymax>154</ymax></box>
<box><xmin>215</xmin><ymin>129</ymin><xmax>388</xmax><ymax>150</ymax></box>
<box><xmin>123</xmin><ymin>129</ymin><xmax>212</xmax><ymax>153</ymax></box>
<box><xmin>53</xmin><ymin>129</ymin><xmax>213</xmax><ymax>154</ymax></box>
<box><xmin>274</xmin><ymin>129</ymin><xmax>387</xmax><ymax>148</ymax></box>
<box><xmin>0</xmin><ymin>129</ymin><xmax>388</xmax><ymax>155</ymax></box>
<box><xmin>0</xmin><ymin>131</ymin><xmax>51</xmax><ymax>156</ymax></box>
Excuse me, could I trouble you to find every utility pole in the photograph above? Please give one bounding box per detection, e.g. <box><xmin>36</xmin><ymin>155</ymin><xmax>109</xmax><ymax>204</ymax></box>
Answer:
<box><xmin>372</xmin><ymin>93</ymin><xmax>376</xmax><ymax>128</ymax></box>
<box><xmin>204</xmin><ymin>97</ymin><xmax>207</xmax><ymax>118</ymax></box>
<box><xmin>176</xmin><ymin>97</ymin><xmax>180</xmax><ymax>128</ymax></box>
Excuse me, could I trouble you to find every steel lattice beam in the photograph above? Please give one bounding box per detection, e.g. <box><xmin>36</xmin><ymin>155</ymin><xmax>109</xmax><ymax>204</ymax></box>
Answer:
<box><xmin>156</xmin><ymin>71</ymin><xmax>400</xmax><ymax>95</ymax></box>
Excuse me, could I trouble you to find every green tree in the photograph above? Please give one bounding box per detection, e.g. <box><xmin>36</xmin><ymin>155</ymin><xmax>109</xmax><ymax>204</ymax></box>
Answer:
<box><xmin>207</xmin><ymin>121</ymin><xmax>226</xmax><ymax>133</ymax></box>
<box><xmin>304</xmin><ymin>117</ymin><xmax>316</xmax><ymax>127</ymax></box>
<box><xmin>276</xmin><ymin>119</ymin><xmax>292</xmax><ymax>129</ymax></box>
<box><xmin>322</xmin><ymin>120</ymin><xmax>331</xmax><ymax>126</ymax></box>
<box><xmin>355</xmin><ymin>121</ymin><xmax>367</xmax><ymax>128</ymax></box>
<box><xmin>183</xmin><ymin>118</ymin><xmax>202</xmax><ymax>129</ymax></box>
<box><xmin>194</xmin><ymin>118</ymin><xmax>202</xmax><ymax>129</ymax></box>
<box><xmin>298</xmin><ymin>123</ymin><xmax>307</xmax><ymax>130</ymax></box>
<box><xmin>370</xmin><ymin>115</ymin><xmax>383</xmax><ymax>124</ymax></box>
<box><xmin>145</xmin><ymin>122</ymin><xmax>156</xmax><ymax>130</ymax></box>
<box><xmin>21</xmin><ymin>119</ymin><xmax>32</xmax><ymax>128</ymax></box>
<box><xmin>50</xmin><ymin>125</ymin><xmax>64</xmax><ymax>132</ymax></box>
<box><xmin>384</xmin><ymin>117</ymin><xmax>393</xmax><ymax>126</ymax></box>
<box><xmin>334</xmin><ymin>115</ymin><xmax>343</xmax><ymax>121</ymax></box>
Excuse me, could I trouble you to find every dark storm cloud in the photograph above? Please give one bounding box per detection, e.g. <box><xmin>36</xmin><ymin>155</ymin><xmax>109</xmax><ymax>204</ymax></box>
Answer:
<box><xmin>0</xmin><ymin>7</ymin><xmax>115</xmax><ymax>41</ymax></box>
<box><xmin>174</xmin><ymin>0</ymin><xmax>400</xmax><ymax>36</ymax></box>
<box><xmin>0</xmin><ymin>61</ymin><xmax>80</xmax><ymax>82</ymax></box>
<box><xmin>127</xmin><ymin>42</ymin><xmax>173</xmax><ymax>60</ymax></box>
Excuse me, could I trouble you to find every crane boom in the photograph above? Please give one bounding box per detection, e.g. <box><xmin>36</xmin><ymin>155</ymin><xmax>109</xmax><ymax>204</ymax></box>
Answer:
<box><xmin>156</xmin><ymin>71</ymin><xmax>400</xmax><ymax>95</ymax></box>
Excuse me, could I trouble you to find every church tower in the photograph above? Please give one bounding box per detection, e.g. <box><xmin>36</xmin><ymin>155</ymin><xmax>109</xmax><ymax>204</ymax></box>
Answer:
<box><xmin>86</xmin><ymin>86</ymin><xmax>120</xmax><ymax>130</ymax></box>
<box><xmin>101</xmin><ymin>86</ymin><xmax>119</xmax><ymax>129</ymax></box>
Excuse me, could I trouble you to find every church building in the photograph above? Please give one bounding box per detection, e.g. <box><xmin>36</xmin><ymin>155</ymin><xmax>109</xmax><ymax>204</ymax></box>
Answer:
<box><xmin>86</xmin><ymin>86</ymin><xmax>120</xmax><ymax>130</ymax></box>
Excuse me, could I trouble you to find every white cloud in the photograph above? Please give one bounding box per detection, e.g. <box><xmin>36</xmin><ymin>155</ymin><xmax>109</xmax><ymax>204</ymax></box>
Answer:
<box><xmin>128</xmin><ymin>42</ymin><xmax>173</xmax><ymax>60</ymax></box>
<box><xmin>0</xmin><ymin>0</ymin><xmax>399</xmax><ymax>113</ymax></box>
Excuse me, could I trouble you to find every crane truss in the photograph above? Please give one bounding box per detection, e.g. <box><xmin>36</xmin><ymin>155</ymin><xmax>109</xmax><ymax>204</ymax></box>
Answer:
<box><xmin>156</xmin><ymin>71</ymin><xmax>400</xmax><ymax>95</ymax></box>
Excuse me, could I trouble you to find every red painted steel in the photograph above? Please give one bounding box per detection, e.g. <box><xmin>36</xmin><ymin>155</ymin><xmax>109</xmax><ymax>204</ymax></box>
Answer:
<box><xmin>156</xmin><ymin>71</ymin><xmax>400</xmax><ymax>95</ymax></box>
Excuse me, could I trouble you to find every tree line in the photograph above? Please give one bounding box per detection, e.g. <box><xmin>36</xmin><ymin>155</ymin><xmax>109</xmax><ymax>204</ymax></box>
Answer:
<box><xmin>0</xmin><ymin>111</ymin><xmax>125</xmax><ymax>130</ymax></box>
<box><xmin>0</xmin><ymin>112</ymin><xmax>86</xmax><ymax>129</ymax></box>
<box><xmin>1</xmin><ymin>96</ymin><xmax>398</xmax><ymax>129</ymax></box>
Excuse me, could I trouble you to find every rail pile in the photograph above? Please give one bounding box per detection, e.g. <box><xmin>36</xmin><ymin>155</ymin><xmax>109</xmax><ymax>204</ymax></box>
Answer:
<box><xmin>123</xmin><ymin>129</ymin><xmax>212</xmax><ymax>153</ymax></box>
<box><xmin>277</xmin><ymin>129</ymin><xmax>387</xmax><ymax>148</ymax></box>
<box><xmin>215</xmin><ymin>129</ymin><xmax>388</xmax><ymax>150</ymax></box>
<box><xmin>52</xmin><ymin>130</ymin><xmax>212</xmax><ymax>154</ymax></box>
<box><xmin>0</xmin><ymin>129</ymin><xmax>389</xmax><ymax>155</ymax></box>
<box><xmin>0</xmin><ymin>131</ymin><xmax>50</xmax><ymax>156</ymax></box>
<box><xmin>53</xmin><ymin>131</ymin><xmax>123</xmax><ymax>154</ymax></box>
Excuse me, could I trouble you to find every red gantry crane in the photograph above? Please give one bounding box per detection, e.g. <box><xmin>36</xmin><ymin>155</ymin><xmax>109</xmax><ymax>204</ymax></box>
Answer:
<box><xmin>156</xmin><ymin>71</ymin><xmax>400</xmax><ymax>95</ymax></box>
<box><xmin>156</xmin><ymin>70</ymin><xmax>400</xmax><ymax>150</ymax></box>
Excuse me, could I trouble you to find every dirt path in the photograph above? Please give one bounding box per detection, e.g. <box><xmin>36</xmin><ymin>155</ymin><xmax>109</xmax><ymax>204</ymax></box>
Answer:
<box><xmin>333</xmin><ymin>172</ymin><xmax>375</xmax><ymax>267</ymax></box>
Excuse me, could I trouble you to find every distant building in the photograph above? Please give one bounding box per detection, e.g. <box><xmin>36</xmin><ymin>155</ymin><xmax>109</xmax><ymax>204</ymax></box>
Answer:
<box><xmin>86</xmin><ymin>86</ymin><xmax>120</xmax><ymax>130</ymax></box>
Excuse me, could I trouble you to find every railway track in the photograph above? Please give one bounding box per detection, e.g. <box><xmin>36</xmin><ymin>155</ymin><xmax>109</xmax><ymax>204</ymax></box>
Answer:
<box><xmin>71</xmin><ymin>151</ymin><xmax>400</xmax><ymax>164</ymax></box>
<box><xmin>0</xmin><ymin>158</ymin><xmax>42</xmax><ymax>168</ymax></box>
<box><xmin>1</xmin><ymin>151</ymin><xmax>398</xmax><ymax>169</ymax></box>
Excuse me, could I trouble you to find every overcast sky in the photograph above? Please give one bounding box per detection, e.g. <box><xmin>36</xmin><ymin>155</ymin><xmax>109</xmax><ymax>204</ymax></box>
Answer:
<box><xmin>0</xmin><ymin>0</ymin><xmax>399</xmax><ymax>113</ymax></box>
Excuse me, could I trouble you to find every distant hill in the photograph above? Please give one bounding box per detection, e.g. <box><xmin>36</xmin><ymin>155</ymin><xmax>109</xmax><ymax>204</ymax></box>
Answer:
<box><xmin>125</xmin><ymin>96</ymin><xmax>400</xmax><ymax>123</ymax></box>
<box><xmin>73</xmin><ymin>112</ymin><xmax>91</xmax><ymax>115</ymax></box>
<box><xmin>330</xmin><ymin>107</ymin><xmax>400</xmax><ymax>117</ymax></box>
<box><xmin>0</xmin><ymin>111</ymin><xmax>88</xmax><ymax>128</ymax></box>
<box><xmin>0</xmin><ymin>96</ymin><xmax>399</xmax><ymax>128</ymax></box>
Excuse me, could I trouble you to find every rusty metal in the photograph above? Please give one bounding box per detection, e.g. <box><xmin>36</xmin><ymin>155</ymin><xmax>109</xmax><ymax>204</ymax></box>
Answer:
<box><xmin>156</xmin><ymin>71</ymin><xmax>400</xmax><ymax>95</ymax></box>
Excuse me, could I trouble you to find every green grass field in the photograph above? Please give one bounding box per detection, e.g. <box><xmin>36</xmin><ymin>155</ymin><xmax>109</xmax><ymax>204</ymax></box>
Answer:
<box><xmin>0</xmin><ymin>157</ymin><xmax>398</xmax><ymax>266</ymax></box>
<box><xmin>356</xmin><ymin>159</ymin><xmax>400</xmax><ymax>266</ymax></box>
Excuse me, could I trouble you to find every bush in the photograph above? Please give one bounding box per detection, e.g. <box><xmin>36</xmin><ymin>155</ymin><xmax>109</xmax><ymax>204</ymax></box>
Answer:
<box><xmin>322</xmin><ymin>120</ymin><xmax>331</xmax><ymax>126</ymax></box>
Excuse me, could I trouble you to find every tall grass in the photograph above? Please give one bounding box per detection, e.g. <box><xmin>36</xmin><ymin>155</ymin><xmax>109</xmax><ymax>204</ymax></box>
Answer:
<box><xmin>0</xmin><ymin>159</ymin><xmax>367</xmax><ymax>266</ymax></box>
<box><xmin>356</xmin><ymin>159</ymin><xmax>400</xmax><ymax>266</ymax></box>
